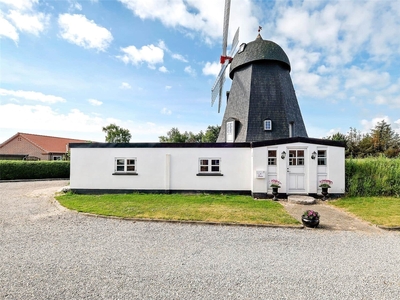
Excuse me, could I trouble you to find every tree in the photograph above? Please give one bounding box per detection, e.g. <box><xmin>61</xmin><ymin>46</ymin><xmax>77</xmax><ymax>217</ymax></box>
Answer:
<box><xmin>370</xmin><ymin>120</ymin><xmax>400</xmax><ymax>154</ymax></box>
<box><xmin>102</xmin><ymin>123</ymin><xmax>131</xmax><ymax>143</ymax></box>
<box><xmin>202</xmin><ymin>125</ymin><xmax>221</xmax><ymax>143</ymax></box>
<box><xmin>159</xmin><ymin>125</ymin><xmax>221</xmax><ymax>143</ymax></box>
<box><xmin>329</xmin><ymin>122</ymin><xmax>400</xmax><ymax>158</ymax></box>
<box><xmin>346</xmin><ymin>127</ymin><xmax>363</xmax><ymax>158</ymax></box>
<box><xmin>159</xmin><ymin>127</ymin><xmax>189</xmax><ymax>143</ymax></box>
<box><xmin>358</xmin><ymin>134</ymin><xmax>374</xmax><ymax>157</ymax></box>
<box><xmin>329</xmin><ymin>132</ymin><xmax>347</xmax><ymax>143</ymax></box>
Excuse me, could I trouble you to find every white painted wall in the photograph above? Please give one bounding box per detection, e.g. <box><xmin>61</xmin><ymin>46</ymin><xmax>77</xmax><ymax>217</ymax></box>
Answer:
<box><xmin>70</xmin><ymin>147</ymin><xmax>251</xmax><ymax>191</ymax></box>
<box><xmin>251</xmin><ymin>143</ymin><xmax>345</xmax><ymax>195</ymax></box>
<box><xmin>70</xmin><ymin>141</ymin><xmax>345</xmax><ymax>196</ymax></box>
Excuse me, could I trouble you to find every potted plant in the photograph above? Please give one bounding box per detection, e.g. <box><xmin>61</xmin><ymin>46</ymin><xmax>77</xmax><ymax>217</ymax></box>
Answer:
<box><xmin>270</xmin><ymin>179</ymin><xmax>281</xmax><ymax>201</ymax></box>
<box><xmin>319</xmin><ymin>179</ymin><xmax>333</xmax><ymax>200</ymax></box>
<box><xmin>302</xmin><ymin>209</ymin><xmax>320</xmax><ymax>228</ymax></box>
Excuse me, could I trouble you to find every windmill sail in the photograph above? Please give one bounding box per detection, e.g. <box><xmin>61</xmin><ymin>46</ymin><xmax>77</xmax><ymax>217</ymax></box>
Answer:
<box><xmin>211</xmin><ymin>0</ymin><xmax>239</xmax><ymax>113</ymax></box>
<box><xmin>211</xmin><ymin>62</ymin><xmax>228</xmax><ymax>111</ymax></box>
<box><xmin>230</xmin><ymin>27</ymin><xmax>239</xmax><ymax>56</ymax></box>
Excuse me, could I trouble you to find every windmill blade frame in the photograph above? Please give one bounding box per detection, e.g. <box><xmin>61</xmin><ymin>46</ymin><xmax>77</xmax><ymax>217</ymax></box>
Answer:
<box><xmin>211</xmin><ymin>62</ymin><xmax>229</xmax><ymax>108</ymax></box>
<box><xmin>210</xmin><ymin>0</ymin><xmax>239</xmax><ymax>113</ymax></box>
<box><xmin>230</xmin><ymin>27</ymin><xmax>240</xmax><ymax>57</ymax></box>
<box><xmin>222</xmin><ymin>0</ymin><xmax>231</xmax><ymax>57</ymax></box>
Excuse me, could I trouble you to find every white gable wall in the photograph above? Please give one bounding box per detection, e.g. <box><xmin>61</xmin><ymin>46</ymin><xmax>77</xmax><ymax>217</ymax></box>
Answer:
<box><xmin>252</xmin><ymin>143</ymin><xmax>345</xmax><ymax>195</ymax></box>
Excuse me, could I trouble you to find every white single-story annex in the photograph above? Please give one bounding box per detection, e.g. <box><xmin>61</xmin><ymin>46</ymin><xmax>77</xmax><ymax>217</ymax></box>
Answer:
<box><xmin>69</xmin><ymin>137</ymin><xmax>345</xmax><ymax>199</ymax></box>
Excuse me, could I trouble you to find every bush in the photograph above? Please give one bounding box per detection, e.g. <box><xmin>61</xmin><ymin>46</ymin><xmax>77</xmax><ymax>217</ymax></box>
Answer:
<box><xmin>0</xmin><ymin>161</ymin><xmax>70</xmax><ymax>180</ymax></box>
<box><xmin>346</xmin><ymin>156</ymin><xmax>400</xmax><ymax>197</ymax></box>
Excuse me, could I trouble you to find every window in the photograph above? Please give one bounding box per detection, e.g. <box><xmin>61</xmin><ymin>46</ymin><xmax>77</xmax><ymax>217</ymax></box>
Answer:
<box><xmin>198</xmin><ymin>158</ymin><xmax>221</xmax><ymax>175</ymax></box>
<box><xmin>226</xmin><ymin>121</ymin><xmax>235</xmax><ymax>142</ymax></box>
<box><xmin>264</xmin><ymin>120</ymin><xmax>272</xmax><ymax>131</ymax></box>
<box><xmin>268</xmin><ymin>150</ymin><xmax>277</xmax><ymax>165</ymax></box>
<box><xmin>53</xmin><ymin>156</ymin><xmax>62</xmax><ymax>161</ymax></box>
<box><xmin>114</xmin><ymin>158</ymin><xmax>137</xmax><ymax>174</ymax></box>
<box><xmin>237</xmin><ymin>43</ymin><xmax>246</xmax><ymax>53</ymax></box>
<box><xmin>318</xmin><ymin>150</ymin><xmax>327</xmax><ymax>166</ymax></box>
<box><xmin>289</xmin><ymin>150</ymin><xmax>304</xmax><ymax>166</ymax></box>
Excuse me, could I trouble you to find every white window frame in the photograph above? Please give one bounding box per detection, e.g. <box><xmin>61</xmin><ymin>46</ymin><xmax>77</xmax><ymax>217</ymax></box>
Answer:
<box><xmin>198</xmin><ymin>158</ymin><xmax>221</xmax><ymax>174</ymax></box>
<box><xmin>114</xmin><ymin>157</ymin><xmax>137</xmax><ymax>174</ymax></box>
<box><xmin>288</xmin><ymin>150</ymin><xmax>305</xmax><ymax>166</ymax></box>
<box><xmin>264</xmin><ymin>120</ymin><xmax>272</xmax><ymax>131</ymax></box>
<box><xmin>237</xmin><ymin>43</ymin><xmax>246</xmax><ymax>54</ymax></box>
<box><xmin>226</xmin><ymin>121</ymin><xmax>235</xmax><ymax>142</ymax></box>
<box><xmin>317</xmin><ymin>150</ymin><xmax>327</xmax><ymax>166</ymax></box>
<box><xmin>52</xmin><ymin>156</ymin><xmax>62</xmax><ymax>161</ymax></box>
<box><xmin>268</xmin><ymin>150</ymin><xmax>277</xmax><ymax>165</ymax></box>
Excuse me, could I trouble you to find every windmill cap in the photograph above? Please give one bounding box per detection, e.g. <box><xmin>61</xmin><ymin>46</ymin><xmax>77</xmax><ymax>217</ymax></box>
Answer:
<box><xmin>229</xmin><ymin>34</ymin><xmax>291</xmax><ymax>79</ymax></box>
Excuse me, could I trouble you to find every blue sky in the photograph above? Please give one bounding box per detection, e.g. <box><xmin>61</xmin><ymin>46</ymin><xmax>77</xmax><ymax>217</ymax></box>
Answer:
<box><xmin>1</xmin><ymin>0</ymin><xmax>400</xmax><ymax>143</ymax></box>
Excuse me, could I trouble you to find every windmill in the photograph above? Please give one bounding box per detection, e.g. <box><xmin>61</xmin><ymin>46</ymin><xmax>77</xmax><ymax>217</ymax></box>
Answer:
<box><xmin>211</xmin><ymin>0</ymin><xmax>239</xmax><ymax>113</ymax></box>
<box><xmin>215</xmin><ymin>29</ymin><xmax>308</xmax><ymax>142</ymax></box>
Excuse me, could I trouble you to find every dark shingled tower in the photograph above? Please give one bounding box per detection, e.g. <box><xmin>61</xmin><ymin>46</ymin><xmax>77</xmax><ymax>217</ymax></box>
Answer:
<box><xmin>217</xmin><ymin>34</ymin><xmax>308</xmax><ymax>142</ymax></box>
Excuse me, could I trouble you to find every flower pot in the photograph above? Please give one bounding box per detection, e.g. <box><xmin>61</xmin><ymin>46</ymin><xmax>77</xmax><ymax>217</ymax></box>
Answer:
<box><xmin>272</xmin><ymin>187</ymin><xmax>279</xmax><ymax>201</ymax></box>
<box><xmin>321</xmin><ymin>187</ymin><xmax>329</xmax><ymax>201</ymax></box>
<box><xmin>302</xmin><ymin>217</ymin><xmax>319</xmax><ymax>228</ymax></box>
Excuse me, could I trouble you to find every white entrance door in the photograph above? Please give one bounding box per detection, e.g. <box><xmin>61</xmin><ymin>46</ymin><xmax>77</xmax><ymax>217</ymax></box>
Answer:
<box><xmin>287</xmin><ymin>149</ymin><xmax>306</xmax><ymax>193</ymax></box>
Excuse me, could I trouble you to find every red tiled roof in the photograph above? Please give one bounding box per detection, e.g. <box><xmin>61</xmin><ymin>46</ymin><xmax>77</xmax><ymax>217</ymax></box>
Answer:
<box><xmin>0</xmin><ymin>132</ymin><xmax>89</xmax><ymax>153</ymax></box>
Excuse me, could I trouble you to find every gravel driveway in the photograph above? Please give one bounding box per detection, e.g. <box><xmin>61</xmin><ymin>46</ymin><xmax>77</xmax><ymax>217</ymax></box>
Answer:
<box><xmin>1</xmin><ymin>180</ymin><xmax>399</xmax><ymax>299</ymax></box>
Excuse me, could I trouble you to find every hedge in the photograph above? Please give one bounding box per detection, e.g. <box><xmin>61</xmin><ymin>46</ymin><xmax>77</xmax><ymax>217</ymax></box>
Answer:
<box><xmin>0</xmin><ymin>161</ymin><xmax>70</xmax><ymax>180</ymax></box>
<box><xmin>345</xmin><ymin>156</ymin><xmax>400</xmax><ymax>197</ymax></box>
<box><xmin>1</xmin><ymin>158</ymin><xmax>400</xmax><ymax>197</ymax></box>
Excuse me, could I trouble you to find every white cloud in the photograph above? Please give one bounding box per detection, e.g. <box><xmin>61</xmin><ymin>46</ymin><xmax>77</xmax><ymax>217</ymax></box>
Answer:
<box><xmin>0</xmin><ymin>14</ymin><xmax>18</xmax><ymax>42</ymax></box>
<box><xmin>0</xmin><ymin>88</ymin><xmax>66</xmax><ymax>104</ymax></box>
<box><xmin>157</xmin><ymin>40</ymin><xmax>167</xmax><ymax>51</ymax></box>
<box><xmin>0</xmin><ymin>103</ymin><xmax>104</xmax><ymax>133</ymax></box>
<box><xmin>345</xmin><ymin>67</ymin><xmax>390</xmax><ymax>91</ymax></box>
<box><xmin>159</xmin><ymin>66</ymin><xmax>168</xmax><ymax>73</ymax></box>
<box><xmin>88</xmin><ymin>98</ymin><xmax>102</xmax><ymax>106</ymax></box>
<box><xmin>165</xmin><ymin>86</ymin><xmax>172</xmax><ymax>90</ymax></box>
<box><xmin>373</xmin><ymin>94</ymin><xmax>400</xmax><ymax>108</ymax></box>
<box><xmin>118</xmin><ymin>0</ymin><xmax>212</xmax><ymax>33</ymax></box>
<box><xmin>394</xmin><ymin>119</ymin><xmax>400</xmax><ymax>134</ymax></box>
<box><xmin>161</xmin><ymin>107</ymin><xmax>172</xmax><ymax>115</ymax></box>
<box><xmin>276</xmin><ymin>5</ymin><xmax>341</xmax><ymax>49</ymax></box>
<box><xmin>172</xmin><ymin>53</ymin><xmax>188</xmax><ymax>62</ymax></box>
<box><xmin>117</xmin><ymin>0</ymin><xmax>253</xmax><ymax>45</ymax></box>
<box><xmin>119</xmin><ymin>82</ymin><xmax>132</xmax><ymax>89</ymax></box>
<box><xmin>0</xmin><ymin>0</ymin><xmax>49</xmax><ymax>41</ymax></box>
<box><xmin>8</xmin><ymin>10</ymin><xmax>49</xmax><ymax>36</ymax></box>
<box><xmin>68</xmin><ymin>0</ymin><xmax>82</xmax><ymax>11</ymax></box>
<box><xmin>58</xmin><ymin>14</ymin><xmax>113</xmax><ymax>51</ymax></box>
<box><xmin>202</xmin><ymin>61</ymin><xmax>220</xmax><ymax>77</ymax></box>
<box><xmin>184</xmin><ymin>65</ymin><xmax>196</xmax><ymax>77</ymax></box>
<box><xmin>0</xmin><ymin>0</ymin><xmax>38</xmax><ymax>11</ymax></box>
<box><xmin>117</xmin><ymin>44</ymin><xmax>164</xmax><ymax>68</ymax></box>
<box><xmin>158</xmin><ymin>39</ymin><xmax>188</xmax><ymax>62</ymax></box>
<box><xmin>272</xmin><ymin>0</ymin><xmax>400</xmax><ymax>67</ymax></box>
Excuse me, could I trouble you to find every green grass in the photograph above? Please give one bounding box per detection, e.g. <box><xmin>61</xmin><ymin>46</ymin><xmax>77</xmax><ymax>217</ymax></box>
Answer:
<box><xmin>329</xmin><ymin>197</ymin><xmax>400</xmax><ymax>227</ymax></box>
<box><xmin>56</xmin><ymin>193</ymin><xmax>299</xmax><ymax>225</ymax></box>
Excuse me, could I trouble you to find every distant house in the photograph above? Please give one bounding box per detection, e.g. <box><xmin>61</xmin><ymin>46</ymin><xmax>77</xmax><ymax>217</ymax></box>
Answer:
<box><xmin>0</xmin><ymin>132</ymin><xmax>89</xmax><ymax>161</ymax></box>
